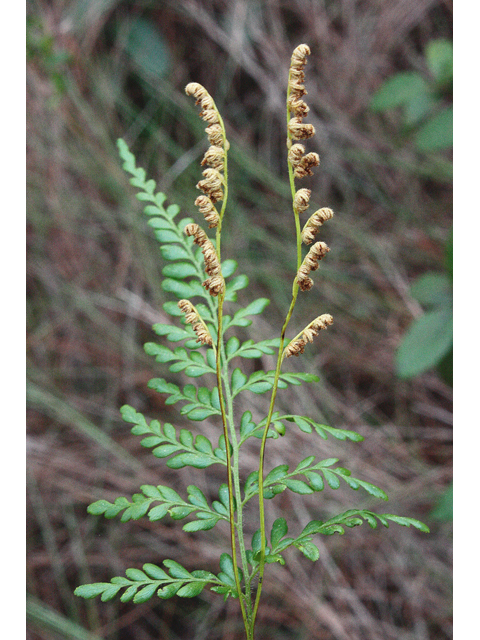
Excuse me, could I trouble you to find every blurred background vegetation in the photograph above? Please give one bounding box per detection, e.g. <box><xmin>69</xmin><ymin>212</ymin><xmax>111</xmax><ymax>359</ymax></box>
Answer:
<box><xmin>26</xmin><ymin>1</ymin><xmax>452</xmax><ymax>638</ymax></box>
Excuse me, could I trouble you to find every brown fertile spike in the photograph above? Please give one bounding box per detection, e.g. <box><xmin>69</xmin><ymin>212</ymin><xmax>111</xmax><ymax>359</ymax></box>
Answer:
<box><xmin>186</xmin><ymin>84</ymin><xmax>220</xmax><ymax>129</ymax></box>
<box><xmin>293</xmin><ymin>188</ymin><xmax>311</xmax><ymax>213</ymax></box>
<box><xmin>195</xmin><ymin>195</ymin><xmax>219</xmax><ymax>228</ymax></box>
<box><xmin>203</xmin><ymin>275</ymin><xmax>225</xmax><ymax>297</ymax></box>
<box><xmin>284</xmin><ymin>339</ymin><xmax>306</xmax><ymax>358</ymax></box>
<box><xmin>301</xmin><ymin>208</ymin><xmax>334</xmax><ymax>244</ymax></box>
<box><xmin>294</xmin><ymin>152</ymin><xmax>320</xmax><ymax>179</ymax></box>
<box><xmin>287</xmin><ymin>95</ymin><xmax>310</xmax><ymax>117</ymax></box>
<box><xmin>284</xmin><ymin>313</ymin><xmax>333</xmax><ymax>358</ymax></box>
<box><xmin>291</xmin><ymin>44</ymin><xmax>311</xmax><ymax>68</ymax></box>
<box><xmin>288</xmin><ymin>117</ymin><xmax>315</xmax><ymax>140</ymax></box>
<box><xmin>296</xmin><ymin>241</ymin><xmax>330</xmax><ymax>290</ymax></box>
<box><xmin>205</xmin><ymin>124</ymin><xmax>224</xmax><ymax>147</ymax></box>
<box><xmin>199</xmin><ymin>94</ymin><xmax>215</xmax><ymax>110</ymax></box>
<box><xmin>306</xmin><ymin>241</ymin><xmax>330</xmax><ymax>271</ymax></box>
<box><xmin>184</xmin><ymin>223</ymin><xmax>205</xmax><ymax>243</ymax></box>
<box><xmin>200</xmin><ymin>109</ymin><xmax>220</xmax><ymax>125</ymax></box>
<box><xmin>177</xmin><ymin>299</ymin><xmax>213</xmax><ymax>346</ymax></box>
<box><xmin>288</xmin><ymin>79</ymin><xmax>307</xmax><ymax>97</ymax></box>
<box><xmin>185</xmin><ymin>82</ymin><xmax>209</xmax><ymax>103</ymax></box>
<box><xmin>196</xmin><ymin>168</ymin><xmax>224</xmax><ymax>203</ymax></box>
<box><xmin>184</xmin><ymin>223</ymin><xmax>221</xmax><ymax>277</ymax></box>
<box><xmin>288</xmin><ymin>143</ymin><xmax>305</xmax><ymax>167</ymax></box>
<box><xmin>287</xmin><ymin>43</ymin><xmax>316</xmax><ymax>156</ymax></box>
<box><xmin>201</xmin><ymin>146</ymin><xmax>225</xmax><ymax>171</ymax></box>
<box><xmin>184</xmin><ymin>223</ymin><xmax>220</xmax><ymax>276</ymax></box>
<box><xmin>296</xmin><ymin>268</ymin><xmax>314</xmax><ymax>291</ymax></box>
<box><xmin>186</xmin><ymin>81</ymin><xmax>228</xmax><ymax>223</ymax></box>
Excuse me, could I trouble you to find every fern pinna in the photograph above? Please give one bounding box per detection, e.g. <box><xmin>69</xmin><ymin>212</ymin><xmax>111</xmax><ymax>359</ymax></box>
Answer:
<box><xmin>75</xmin><ymin>44</ymin><xmax>429</xmax><ymax>640</ymax></box>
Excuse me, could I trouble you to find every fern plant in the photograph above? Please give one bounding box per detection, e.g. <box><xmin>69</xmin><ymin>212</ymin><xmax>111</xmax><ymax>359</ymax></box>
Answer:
<box><xmin>75</xmin><ymin>45</ymin><xmax>429</xmax><ymax>639</ymax></box>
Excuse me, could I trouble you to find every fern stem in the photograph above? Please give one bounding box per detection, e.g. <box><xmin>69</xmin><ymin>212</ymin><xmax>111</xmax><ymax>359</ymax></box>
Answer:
<box><xmin>250</xmin><ymin>290</ymin><xmax>297</xmax><ymax>627</ymax></box>
<box><xmin>251</xmin><ymin>80</ymin><xmax>302</xmax><ymax>631</ymax></box>
<box><xmin>216</xmin><ymin>293</ymin><xmax>249</xmax><ymax>630</ymax></box>
<box><xmin>211</xmin><ymin>125</ymin><xmax>251</xmax><ymax>633</ymax></box>
<box><xmin>220</xmin><ymin>342</ymin><xmax>252</xmax><ymax>615</ymax></box>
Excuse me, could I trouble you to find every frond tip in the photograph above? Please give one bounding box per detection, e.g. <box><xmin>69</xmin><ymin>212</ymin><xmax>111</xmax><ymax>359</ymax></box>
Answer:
<box><xmin>287</xmin><ymin>44</ymin><xmax>315</xmax><ymax>141</ymax></box>
<box><xmin>186</xmin><ymin>81</ymin><xmax>229</xmax><ymax>228</ymax></box>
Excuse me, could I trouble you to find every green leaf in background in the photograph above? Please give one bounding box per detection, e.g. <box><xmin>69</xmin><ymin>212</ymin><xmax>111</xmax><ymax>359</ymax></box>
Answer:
<box><xmin>404</xmin><ymin>90</ymin><xmax>437</xmax><ymax>126</ymax></box>
<box><xmin>231</xmin><ymin>368</ymin><xmax>248</xmax><ymax>394</ymax></box>
<box><xmin>396</xmin><ymin>307</ymin><xmax>453</xmax><ymax>378</ymax></box>
<box><xmin>126</xmin><ymin>17</ymin><xmax>171</xmax><ymax>79</ymax></box>
<box><xmin>74</xmin><ymin>583</ymin><xmax>111</xmax><ymax>599</ymax></box>
<box><xmin>444</xmin><ymin>228</ymin><xmax>453</xmax><ymax>280</ymax></box>
<box><xmin>157</xmin><ymin>584</ymin><xmax>181</xmax><ymax>599</ymax></box>
<box><xmin>183</xmin><ymin>517</ymin><xmax>220</xmax><ymax>532</ymax></box>
<box><xmin>167</xmin><ymin>452</ymin><xmax>215</xmax><ymax>469</ymax></box>
<box><xmin>426</xmin><ymin>39</ymin><xmax>453</xmax><ymax>88</ymax></box>
<box><xmin>415</xmin><ymin>106</ymin><xmax>453</xmax><ymax>151</ymax></box>
<box><xmin>163</xmin><ymin>300</ymin><xmax>185</xmax><ymax>317</ymax></box>
<box><xmin>430</xmin><ymin>482</ymin><xmax>453</xmax><ymax>521</ymax></box>
<box><xmin>264</xmin><ymin>464</ymin><xmax>289</xmax><ymax>486</ymax></box>
<box><xmin>218</xmin><ymin>553</ymin><xmax>237</xmax><ymax>589</ymax></box>
<box><xmin>370</xmin><ymin>71</ymin><xmax>435</xmax><ymax>124</ymax></box>
<box><xmin>370</xmin><ymin>72</ymin><xmax>427</xmax><ymax>110</ymax></box>
<box><xmin>160</xmin><ymin>244</ymin><xmax>192</xmax><ymax>262</ymax></box>
<box><xmin>295</xmin><ymin>540</ymin><xmax>320</xmax><ymax>562</ymax></box>
<box><xmin>409</xmin><ymin>272</ymin><xmax>452</xmax><ymax>307</ymax></box>
<box><xmin>176</xmin><ymin>582</ymin><xmax>206</xmax><ymax>598</ymax></box>
<box><xmin>226</xmin><ymin>297</ymin><xmax>271</xmax><ymax>328</ymax></box>
<box><xmin>162</xmin><ymin>262</ymin><xmax>198</xmax><ymax>279</ymax></box>
<box><xmin>221</xmin><ymin>259</ymin><xmax>238</xmax><ymax>278</ymax></box>
<box><xmin>381</xmin><ymin>515</ymin><xmax>430</xmax><ymax>532</ymax></box>
<box><xmin>270</xmin><ymin>518</ymin><xmax>288</xmax><ymax>549</ymax></box>
<box><xmin>283</xmin><ymin>478</ymin><xmax>313</xmax><ymax>494</ymax></box>
<box><xmin>225</xmin><ymin>274</ymin><xmax>249</xmax><ymax>301</ymax></box>
<box><xmin>163</xmin><ymin>559</ymin><xmax>192</xmax><ymax>580</ymax></box>
<box><xmin>437</xmin><ymin>346</ymin><xmax>453</xmax><ymax>387</ymax></box>
<box><xmin>27</xmin><ymin>595</ymin><xmax>103</xmax><ymax>640</ymax></box>
<box><xmin>134</xmin><ymin>584</ymin><xmax>158</xmax><ymax>603</ymax></box>
<box><xmin>143</xmin><ymin>563</ymin><xmax>170</xmax><ymax>580</ymax></box>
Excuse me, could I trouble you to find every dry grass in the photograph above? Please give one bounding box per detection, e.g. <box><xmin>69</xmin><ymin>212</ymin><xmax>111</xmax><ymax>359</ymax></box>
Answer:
<box><xmin>27</xmin><ymin>1</ymin><xmax>452</xmax><ymax>638</ymax></box>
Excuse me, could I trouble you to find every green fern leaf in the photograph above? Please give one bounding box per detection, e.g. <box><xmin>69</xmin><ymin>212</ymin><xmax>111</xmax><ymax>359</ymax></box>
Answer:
<box><xmin>225</xmin><ymin>297</ymin><xmax>271</xmax><ymax>328</ymax></box>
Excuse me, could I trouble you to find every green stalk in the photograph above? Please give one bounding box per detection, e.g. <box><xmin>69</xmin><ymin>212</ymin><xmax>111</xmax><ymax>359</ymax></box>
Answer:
<box><xmin>215</xmin><ymin>293</ymin><xmax>248</xmax><ymax>629</ymax></box>
<box><xmin>211</xmin><ymin>112</ymin><xmax>251</xmax><ymax>633</ymax></box>
<box><xmin>251</xmin><ymin>77</ymin><xmax>301</xmax><ymax>632</ymax></box>
<box><xmin>220</xmin><ymin>344</ymin><xmax>252</xmax><ymax>614</ymax></box>
<box><xmin>250</xmin><ymin>291</ymin><xmax>297</xmax><ymax>628</ymax></box>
